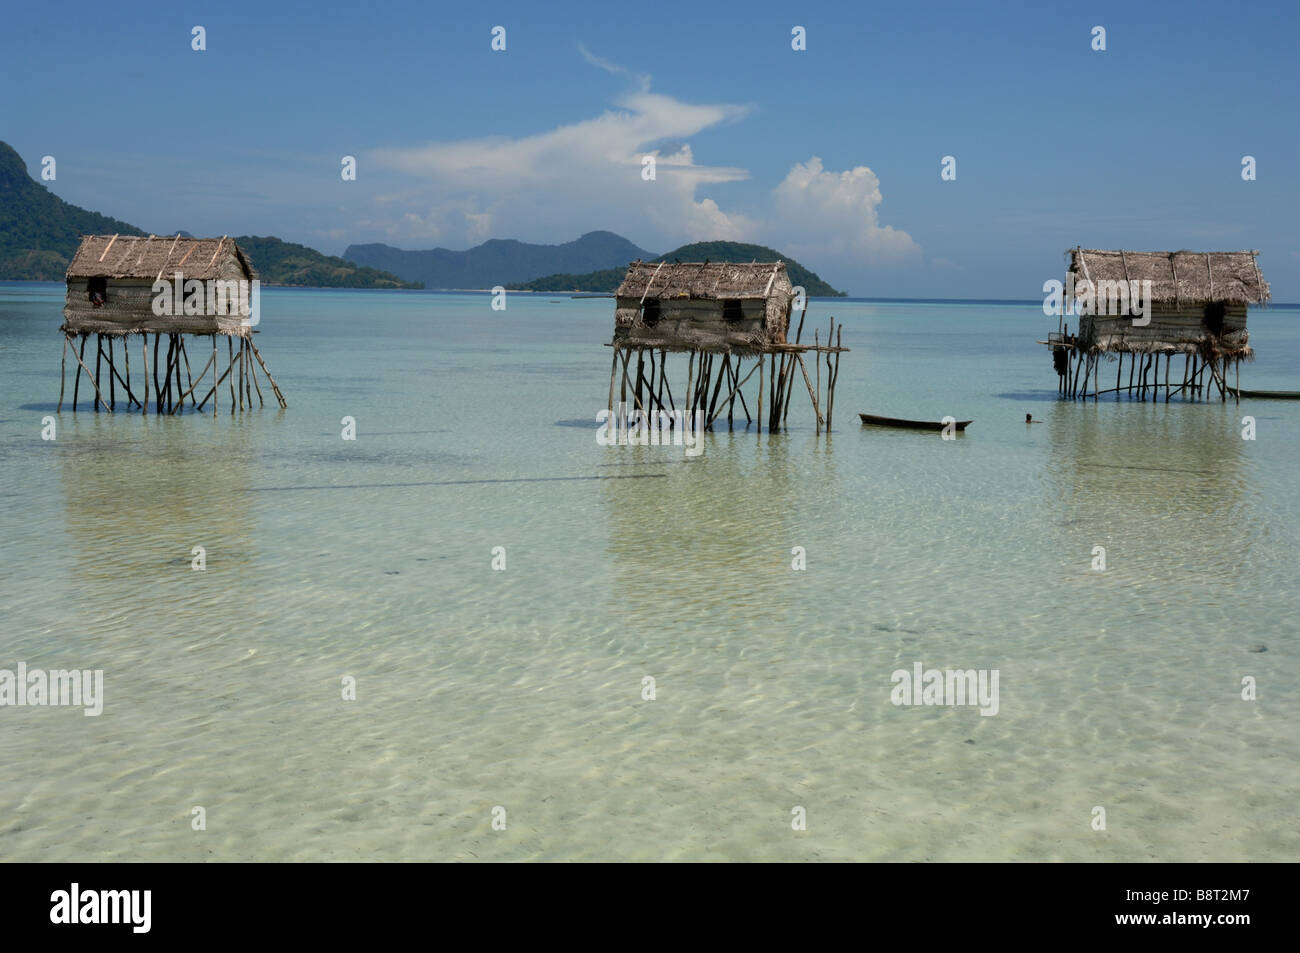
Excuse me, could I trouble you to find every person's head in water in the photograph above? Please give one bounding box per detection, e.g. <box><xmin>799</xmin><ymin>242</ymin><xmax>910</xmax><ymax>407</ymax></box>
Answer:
<box><xmin>1026</xmin><ymin>413</ymin><xmax>1032</xmax><ymax>423</ymax></box>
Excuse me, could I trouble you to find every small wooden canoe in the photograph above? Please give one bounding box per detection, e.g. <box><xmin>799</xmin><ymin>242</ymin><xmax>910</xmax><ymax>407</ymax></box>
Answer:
<box><xmin>1229</xmin><ymin>389</ymin><xmax>1300</xmax><ymax>400</ymax></box>
<box><xmin>859</xmin><ymin>413</ymin><xmax>972</xmax><ymax>432</ymax></box>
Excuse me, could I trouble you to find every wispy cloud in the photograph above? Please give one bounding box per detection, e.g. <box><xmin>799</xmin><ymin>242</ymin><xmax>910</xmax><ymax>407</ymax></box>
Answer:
<box><xmin>364</xmin><ymin>51</ymin><xmax>917</xmax><ymax>276</ymax></box>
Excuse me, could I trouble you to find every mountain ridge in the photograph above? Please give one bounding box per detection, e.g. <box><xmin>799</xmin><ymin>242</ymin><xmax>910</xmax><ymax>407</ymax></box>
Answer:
<box><xmin>343</xmin><ymin>231</ymin><xmax>657</xmax><ymax>289</ymax></box>
<box><xmin>509</xmin><ymin>240</ymin><xmax>847</xmax><ymax>296</ymax></box>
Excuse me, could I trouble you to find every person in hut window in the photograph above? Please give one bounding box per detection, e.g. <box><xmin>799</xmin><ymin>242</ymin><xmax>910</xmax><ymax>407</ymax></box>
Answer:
<box><xmin>87</xmin><ymin>277</ymin><xmax>107</xmax><ymax>308</ymax></box>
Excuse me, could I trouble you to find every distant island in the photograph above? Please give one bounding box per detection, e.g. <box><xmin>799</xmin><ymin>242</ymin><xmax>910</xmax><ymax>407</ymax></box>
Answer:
<box><xmin>344</xmin><ymin>231</ymin><xmax>656</xmax><ymax>290</ymax></box>
<box><xmin>0</xmin><ymin>141</ymin><xmax>420</xmax><ymax>289</ymax></box>
<box><xmin>510</xmin><ymin>240</ymin><xmax>847</xmax><ymax>297</ymax></box>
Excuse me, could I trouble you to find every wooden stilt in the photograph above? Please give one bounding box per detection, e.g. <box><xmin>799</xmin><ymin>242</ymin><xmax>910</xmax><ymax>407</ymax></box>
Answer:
<box><xmin>686</xmin><ymin>348</ymin><xmax>696</xmax><ymax>418</ymax></box>
<box><xmin>757</xmin><ymin>354</ymin><xmax>764</xmax><ymax>433</ymax></box>
<box><xmin>174</xmin><ymin>335</ymin><xmax>185</xmax><ymax>413</ymax></box>
<box><xmin>67</xmin><ymin>335</ymin><xmax>110</xmax><ymax>412</ymax></box>
<box><xmin>247</xmin><ymin>338</ymin><xmax>285</xmax><ymax>408</ymax></box>
<box><xmin>164</xmin><ymin>336</ymin><xmax>175</xmax><ymax>414</ymax></box>
<box><xmin>196</xmin><ymin>350</ymin><xmax>242</xmax><ymax>410</ymax></box>
<box><xmin>171</xmin><ymin>350</ymin><xmax>217</xmax><ymax>414</ymax></box>
<box><xmin>107</xmin><ymin>337</ymin><xmax>116</xmax><ymax>410</ymax></box>
<box><xmin>99</xmin><ymin>344</ymin><xmax>140</xmax><ymax>408</ymax></box>
<box><xmin>228</xmin><ymin>336</ymin><xmax>236</xmax><ymax>414</ymax></box>
<box><xmin>123</xmin><ymin>334</ymin><xmax>131</xmax><ymax>405</ymax></box>
<box><xmin>814</xmin><ymin>331</ymin><xmax>821</xmax><ymax>428</ymax></box>
<box><xmin>796</xmin><ymin>353</ymin><xmax>824</xmax><ymax>429</ymax></box>
<box><xmin>829</xmin><ymin>325</ymin><xmax>842</xmax><ymax>426</ymax></box>
<box><xmin>93</xmin><ymin>335</ymin><xmax>103</xmax><ymax>412</ymax></box>
<box><xmin>153</xmin><ymin>333</ymin><xmax>162</xmax><ymax>410</ymax></box>
<box><xmin>141</xmin><ymin>335</ymin><xmax>149</xmax><ymax>414</ymax></box>
<box><xmin>179</xmin><ymin>336</ymin><xmax>196</xmax><ymax>406</ymax></box>
<box><xmin>707</xmin><ymin>354</ymin><xmax>729</xmax><ymax>429</ymax></box>
<box><xmin>634</xmin><ymin>350</ymin><xmax>645</xmax><ymax>414</ymax></box>
<box><xmin>58</xmin><ymin>335</ymin><xmax>68</xmax><ymax>412</ymax></box>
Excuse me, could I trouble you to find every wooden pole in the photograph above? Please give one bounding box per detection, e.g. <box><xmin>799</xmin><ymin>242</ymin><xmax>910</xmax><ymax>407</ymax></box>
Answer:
<box><xmin>196</xmin><ymin>351</ymin><xmax>242</xmax><ymax>410</ymax></box>
<box><xmin>684</xmin><ymin>350</ymin><xmax>694</xmax><ymax>419</ymax></box>
<box><xmin>248</xmin><ymin>338</ymin><xmax>285</xmax><ymax>408</ymax></box>
<box><xmin>164</xmin><ymin>335</ymin><xmax>175</xmax><ymax>414</ymax></box>
<box><xmin>106</xmin><ymin>337</ymin><xmax>116</xmax><ymax>410</ymax></box>
<box><xmin>829</xmin><ymin>325</ymin><xmax>842</xmax><ymax>426</ymax></box>
<box><xmin>58</xmin><ymin>335</ymin><xmax>68</xmax><ymax>412</ymax></box>
<box><xmin>796</xmin><ymin>354</ymin><xmax>824</xmax><ymax>429</ymax></box>
<box><xmin>634</xmin><ymin>350</ymin><xmax>645</xmax><ymax>414</ymax></box>
<box><xmin>757</xmin><ymin>354</ymin><xmax>764</xmax><ymax>433</ymax></box>
<box><xmin>94</xmin><ymin>334</ymin><xmax>103</xmax><ymax>412</ymax></box>
<box><xmin>814</xmin><ymin>331</ymin><xmax>821</xmax><ymax>430</ymax></box>
<box><xmin>707</xmin><ymin>354</ymin><xmax>729</xmax><ymax>429</ymax></box>
<box><xmin>67</xmin><ymin>335</ymin><xmax>111</xmax><ymax>412</ymax></box>
<box><xmin>179</xmin><ymin>336</ymin><xmax>196</xmax><ymax>406</ymax></box>
<box><xmin>141</xmin><ymin>335</ymin><xmax>149</xmax><ymax>414</ymax></box>
<box><xmin>153</xmin><ymin>333</ymin><xmax>162</xmax><ymax>410</ymax></box>
<box><xmin>174</xmin><ymin>335</ymin><xmax>185</xmax><ymax>413</ymax></box>
<box><xmin>123</xmin><ymin>333</ymin><xmax>131</xmax><ymax>404</ymax></box>
<box><xmin>170</xmin><ymin>350</ymin><xmax>217</xmax><ymax>414</ymax></box>
<box><xmin>228</xmin><ymin>336</ymin><xmax>236</xmax><ymax>413</ymax></box>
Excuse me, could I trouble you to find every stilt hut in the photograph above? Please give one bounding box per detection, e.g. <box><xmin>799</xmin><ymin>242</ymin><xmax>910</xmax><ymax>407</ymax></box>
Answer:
<box><xmin>59</xmin><ymin>234</ymin><xmax>285</xmax><ymax>414</ymax></box>
<box><xmin>607</xmin><ymin>260</ymin><xmax>847</xmax><ymax>434</ymax></box>
<box><xmin>1047</xmin><ymin>248</ymin><xmax>1269</xmax><ymax>402</ymax></box>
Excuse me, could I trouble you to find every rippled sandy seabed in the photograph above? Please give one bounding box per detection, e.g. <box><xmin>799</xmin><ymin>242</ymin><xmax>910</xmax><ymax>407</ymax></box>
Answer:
<box><xmin>1</xmin><ymin>285</ymin><xmax>1296</xmax><ymax>861</ymax></box>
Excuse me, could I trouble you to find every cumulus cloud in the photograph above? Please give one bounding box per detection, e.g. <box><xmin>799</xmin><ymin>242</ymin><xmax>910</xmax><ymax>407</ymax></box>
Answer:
<box><xmin>366</xmin><ymin>65</ymin><xmax>755</xmax><ymax>248</ymax></box>
<box><xmin>359</xmin><ymin>55</ymin><xmax>917</xmax><ymax>278</ymax></box>
<box><xmin>770</xmin><ymin>158</ymin><xmax>920</xmax><ymax>268</ymax></box>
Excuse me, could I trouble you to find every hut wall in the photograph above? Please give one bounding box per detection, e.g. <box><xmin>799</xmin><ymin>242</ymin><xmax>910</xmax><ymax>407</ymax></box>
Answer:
<box><xmin>613</xmin><ymin>297</ymin><xmax>773</xmax><ymax>350</ymax></box>
<box><xmin>63</xmin><ymin>276</ymin><xmax>249</xmax><ymax>335</ymax></box>
<box><xmin>763</xmin><ymin>283</ymin><xmax>794</xmax><ymax>341</ymax></box>
<box><xmin>1082</xmin><ymin>303</ymin><xmax>1248</xmax><ymax>352</ymax></box>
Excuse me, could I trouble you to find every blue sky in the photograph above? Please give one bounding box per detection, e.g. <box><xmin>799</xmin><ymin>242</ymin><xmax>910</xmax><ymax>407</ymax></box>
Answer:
<box><xmin>2</xmin><ymin>0</ymin><xmax>1296</xmax><ymax>298</ymax></box>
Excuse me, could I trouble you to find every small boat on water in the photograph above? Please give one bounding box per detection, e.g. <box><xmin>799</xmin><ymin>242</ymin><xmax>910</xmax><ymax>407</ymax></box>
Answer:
<box><xmin>859</xmin><ymin>412</ymin><xmax>972</xmax><ymax>432</ymax></box>
<box><xmin>1229</xmin><ymin>389</ymin><xmax>1300</xmax><ymax>400</ymax></box>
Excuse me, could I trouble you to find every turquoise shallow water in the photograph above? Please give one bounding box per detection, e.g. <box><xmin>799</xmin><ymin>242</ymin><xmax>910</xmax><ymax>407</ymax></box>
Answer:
<box><xmin>1</xmin><ymin>283</ymin><xmax>1297</xmax><ymax>861</ymax></box>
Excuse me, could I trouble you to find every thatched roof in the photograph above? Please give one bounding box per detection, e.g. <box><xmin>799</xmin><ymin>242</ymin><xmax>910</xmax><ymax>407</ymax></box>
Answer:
<box><xmin>66</xmin><ymin>235</ymin><xmax>256</xmax><ymax>281</ymax></box>
<box><xmin>1067</xmin><ymin>249</ymin><xmax>1268</xmax><ymax>305</ymax></box>
<box><xmin>615</xmin><ymin>260</ymin><xmax>789</xmax><ymax>300</ymax></box>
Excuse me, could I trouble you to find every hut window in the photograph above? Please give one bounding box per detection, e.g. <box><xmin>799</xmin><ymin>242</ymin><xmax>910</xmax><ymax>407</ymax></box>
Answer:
<box><xmin>642</xmin><ymin>299</ymin><xmax>660</xmax><ymax>328</ymax></box>
<box><xmin>723</xmin><ymin>299</ymin><xmax>744</xmax><ymax>326</ymax></box>
<box><xmin>86</xmin><ymin>277</ymin><xmax>107</xmax><ymax>306</ymax></box>
<box><xmin>1202</xmin><ymin>301</ymin><xmax>1226</xmax><ymax>336</ymax></box>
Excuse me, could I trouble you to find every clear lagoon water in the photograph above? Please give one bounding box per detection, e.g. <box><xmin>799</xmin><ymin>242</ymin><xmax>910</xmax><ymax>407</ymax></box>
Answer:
<box><xmin>1</xmin><ymin>282</ymin><xmax>1297</xmax><ymax>861</ymax></box>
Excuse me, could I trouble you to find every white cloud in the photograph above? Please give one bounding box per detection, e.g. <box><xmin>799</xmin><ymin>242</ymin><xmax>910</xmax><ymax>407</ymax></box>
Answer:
<box><xmin>359</xmin><ymin>57</ymin><xmax>917</xmax><ymax>277</ymax></box>
<box><xmin>770</xmin><ymin>158</ymin><xmax>920</xmax><ymax>270</ymax></box>
<box><xmin>367</xmin><ymin>72</ymin><xmax>754</xmax><ymax>248</ymax></box>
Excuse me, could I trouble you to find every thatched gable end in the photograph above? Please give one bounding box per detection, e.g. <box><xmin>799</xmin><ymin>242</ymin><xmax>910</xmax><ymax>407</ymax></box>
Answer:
<box><xmin>613</xmin><ymin>260</ymin><xmax>795</xmax><ymax>353</ymax></box>
<box><xmin>1067</xmin><ymin>249</ymin><xmax>1269</xmax><ymax>306</ymax></box>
